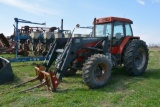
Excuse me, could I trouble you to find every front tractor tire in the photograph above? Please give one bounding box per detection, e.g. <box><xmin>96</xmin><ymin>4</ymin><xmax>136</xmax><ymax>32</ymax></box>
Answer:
<box><xmin>82</xmin><ymin>54</ymin><xmax>112</xmax><ymax>89</ymax></box>
<box><xmin>123</xmin><ymin>39</ymin><xmax>149</xmax><ymax>76</ymax></box>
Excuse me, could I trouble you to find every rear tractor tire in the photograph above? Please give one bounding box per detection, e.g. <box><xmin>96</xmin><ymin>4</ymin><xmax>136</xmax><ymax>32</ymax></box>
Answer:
<box><xmin>123</xmin><ymin>39</ymin><xmax>149</xmax><ymax>76</ymax></box>
<box><xmin>82</xmin><ymin>54</ymin><xmax>112</xmax><ymax>89</ymax></box>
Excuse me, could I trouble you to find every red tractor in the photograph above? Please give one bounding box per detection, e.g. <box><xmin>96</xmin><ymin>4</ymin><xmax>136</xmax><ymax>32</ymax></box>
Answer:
<box><xmin>67</xmin><ymin>17</ymin><xmax>149</xmax><ymax>77</ymax></box>
<box><xmin>93</xmin><ymin>17</ymin><xmax>149</xmax><ymax>75</ymax></box>
<box><xmin>10</xmin><ymin>17</ymin><xmax>149</xmax><ymax>92</ymax></box>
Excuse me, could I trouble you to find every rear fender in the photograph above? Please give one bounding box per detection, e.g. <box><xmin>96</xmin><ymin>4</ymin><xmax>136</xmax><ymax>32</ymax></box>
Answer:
<box><xmin>117</xmin><ymin>36</ymin><xmax>140</xmax><ymax>54</ymax></box>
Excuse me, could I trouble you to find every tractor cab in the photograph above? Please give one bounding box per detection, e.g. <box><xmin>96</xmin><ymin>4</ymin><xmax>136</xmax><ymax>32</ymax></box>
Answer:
<box><xmin>95</xmin><ymin>17</ymin><xmax>133</xmax><ymax>44</ymax></box>
<box><xmin>95</xmin><ymin>17</ymin><xmax>134</xmax><ymax>54</ymax></box>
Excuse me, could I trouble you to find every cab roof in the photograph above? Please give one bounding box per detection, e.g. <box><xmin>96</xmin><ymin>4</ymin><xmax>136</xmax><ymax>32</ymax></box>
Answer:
<box><xmin>96</xmin><ymin>17</ymin><xmax>133</xmax><ymax>24</ymax></box>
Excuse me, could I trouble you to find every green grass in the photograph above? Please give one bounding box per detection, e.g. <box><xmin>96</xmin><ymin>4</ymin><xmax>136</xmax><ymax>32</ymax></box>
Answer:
<box><xmin>0</xmin><ymin>48</ymin><xmax>160</xmax><ymax>107</ymax></box>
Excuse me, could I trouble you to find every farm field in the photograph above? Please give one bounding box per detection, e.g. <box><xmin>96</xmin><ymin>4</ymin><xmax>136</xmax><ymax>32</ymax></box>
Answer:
<box><xmin>0</xmin><ymin>48</ymin><xmax>160</xmax><ymax>107</ymax></box>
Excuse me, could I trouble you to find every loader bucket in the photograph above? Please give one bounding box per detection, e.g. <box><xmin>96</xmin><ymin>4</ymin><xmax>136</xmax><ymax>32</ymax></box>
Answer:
<box><xmin>0</xmin><ymin>57</ymin><xmax>14</xmax><ymax>84</ymax></box>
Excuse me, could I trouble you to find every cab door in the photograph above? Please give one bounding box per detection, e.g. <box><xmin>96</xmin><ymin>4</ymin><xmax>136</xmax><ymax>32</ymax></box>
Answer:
<box><xmin>111</xmin><ymin>21</ymin><xmax>125</xmax><ymax>54</ymax></box>
<box><xmin>110</xmin><ymin>22</ymin><xmax>133</xmax><ymax>54</ymax></box>
<box><xmin>112</xmin><ymin>21</ymin><xmax>125</xmax><ymax>46</ymax></box>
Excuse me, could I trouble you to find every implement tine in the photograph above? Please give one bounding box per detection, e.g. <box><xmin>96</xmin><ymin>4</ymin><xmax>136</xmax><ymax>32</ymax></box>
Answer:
<box><xmin>18</xmin><ymin>81</ymin><xmax>46</xmax><ymax>93</ymax></box>
<box><xmin>10</xmin><ymin>76</ymin><xmax>39</xmax><ymax>89</ymax></box>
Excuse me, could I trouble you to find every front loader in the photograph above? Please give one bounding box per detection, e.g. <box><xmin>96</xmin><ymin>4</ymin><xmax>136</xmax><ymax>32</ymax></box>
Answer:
<box><xmin>9</xmin><ymin>16</ymin><xmax>149</xmax><ymax>92</ymax></box>
<box><xmin>12</xmin><ymin>36</ymin><xmax>111</xmax><ymax>92</ymax></box>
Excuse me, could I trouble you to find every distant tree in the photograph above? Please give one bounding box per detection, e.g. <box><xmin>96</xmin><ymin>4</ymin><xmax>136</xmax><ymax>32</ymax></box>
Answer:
<box><xmin>148</xmin><ymin>43</ymin><xmax>160</xmax><ymax>48</ymax></box>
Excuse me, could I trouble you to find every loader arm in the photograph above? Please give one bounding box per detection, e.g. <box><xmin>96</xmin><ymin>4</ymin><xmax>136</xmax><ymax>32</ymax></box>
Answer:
<box><xmin>43</xmin><ymin>38</ymin><xmax>69</xmax><ymax>71</ymax></box>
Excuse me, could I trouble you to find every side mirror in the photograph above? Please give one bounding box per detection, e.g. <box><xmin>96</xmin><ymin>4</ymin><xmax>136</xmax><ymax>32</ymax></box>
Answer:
<box><xmin>76</xmin><ymin>24</ymin><xmax>80</xmax><ymax>28</ymax></box>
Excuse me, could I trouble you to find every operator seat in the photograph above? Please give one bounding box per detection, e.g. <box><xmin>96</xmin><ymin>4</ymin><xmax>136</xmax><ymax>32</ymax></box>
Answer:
<box><xmin>115</xmin><ymin>33</ymin><xmax>123</xmax><ymax>39</ymax></box>
<box><xmin>112</xmin><ymin>33</ymin><xmax>124</xmax><ymax>46</ymax></box>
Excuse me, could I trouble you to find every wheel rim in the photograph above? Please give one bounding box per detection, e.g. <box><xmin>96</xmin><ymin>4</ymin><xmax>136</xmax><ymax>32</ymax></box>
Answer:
<box><xmin>134</xmin><ymin>47</ymin><xmax>146</xmax><ymax>70</ymax></box>
<box><xmin>94</xmin><ymin>63</ymin><xmax>108</xmax><ymax>82</ymax></box>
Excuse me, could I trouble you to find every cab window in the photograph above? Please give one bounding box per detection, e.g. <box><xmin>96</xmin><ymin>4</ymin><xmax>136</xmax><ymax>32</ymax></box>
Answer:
<box><xmin>125</xmin><ymin>23</ymin><xmax>133</xmax><ymax>36</ymax></box>
<box><xmin>113</xmin><ymin>21</ymin><xmax>124</xmax><ymax>46</ymax></box>
<box><xmin>96</xmin><ymin>23</ymin><xmax>112</xmax><ymax>39</ymax></box>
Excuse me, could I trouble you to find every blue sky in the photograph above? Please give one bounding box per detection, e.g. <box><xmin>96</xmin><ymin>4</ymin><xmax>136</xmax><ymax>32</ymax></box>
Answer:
<box><xmin>0</xmin><ymin>0</ymin><xmax>160</xmax><ymax>44</ymax></box>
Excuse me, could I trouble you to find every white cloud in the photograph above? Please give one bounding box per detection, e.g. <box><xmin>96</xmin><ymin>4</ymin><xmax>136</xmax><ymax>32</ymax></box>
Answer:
<box><xmin>137</xmin><ymin>0</ymin><xmax>145</xmax><ymax>5</ymax></box>
<box><xmin>0</xmin><ymin>0</ymin><xmax>60</xmax><ymax>16</ymax></box>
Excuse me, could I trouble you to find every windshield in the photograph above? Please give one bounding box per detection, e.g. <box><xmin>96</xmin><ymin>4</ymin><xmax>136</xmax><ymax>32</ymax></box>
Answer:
<box><xmin>95</xmin><ymin>23</ymin><xmax>112</xmax><ymax>38</ymax></box>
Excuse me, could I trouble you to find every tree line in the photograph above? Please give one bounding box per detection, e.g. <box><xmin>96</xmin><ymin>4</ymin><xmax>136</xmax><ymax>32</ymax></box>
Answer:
<box><xmin>148</xmin><ymin>44</ymin><xmax>160</xmax><ymax>48</ymax></box>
